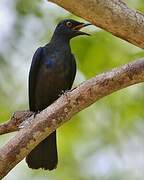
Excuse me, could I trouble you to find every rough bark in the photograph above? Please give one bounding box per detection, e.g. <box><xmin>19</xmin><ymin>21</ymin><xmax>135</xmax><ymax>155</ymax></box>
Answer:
<box><xmin>0</xmin><ymin>59</ymin><xmax>144</xmax><ymax>178</ymax></box>
<box><xmin>48</xmin><ymin>0</ymin><xmax>144</xmax><ymax>48</ymax></box>
<box><xmin>0</xmin><ymin>111</ymin><xmax>33</xmax><ymax>135</ymax></box>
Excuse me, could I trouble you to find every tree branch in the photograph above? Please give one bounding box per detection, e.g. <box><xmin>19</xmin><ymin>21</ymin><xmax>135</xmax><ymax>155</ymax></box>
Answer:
<box><xmin>0</xmin><ymin>59</ymin><xmax>144</xmax><ymax>178</ymax></box>
<box><xmin>0</xmin><ymin>111</ymin><xmax>33</xmax><ymax>135</ymax></box>
<box><xmin>48</xmin><ymin>0</ymin><xmax>144</xmax><ymax>49</ymax></box>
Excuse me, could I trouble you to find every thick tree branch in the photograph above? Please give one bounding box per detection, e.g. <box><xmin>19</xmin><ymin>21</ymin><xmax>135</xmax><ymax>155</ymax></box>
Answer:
<box><xmin>48</xmin><ymin>0</ymin><xmax>144</xmax><ymax>48</ymax></box>
<box><xmin>0</xmin><ymin>59</ymin><xmax>144</xmax><ymax>178</ymax></box>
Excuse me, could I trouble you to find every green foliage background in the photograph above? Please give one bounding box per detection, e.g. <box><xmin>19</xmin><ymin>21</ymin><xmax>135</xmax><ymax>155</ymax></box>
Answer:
<box><xmin>0</xmin><ymin>0</ymin><xmax>144</xmax><ymax>179</ymax></box>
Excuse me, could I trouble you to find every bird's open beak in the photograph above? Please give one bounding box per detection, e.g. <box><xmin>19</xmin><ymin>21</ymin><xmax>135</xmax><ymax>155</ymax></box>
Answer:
<box><xmin>72</xmin><ymin>23</ymin><xmax>92</xmax><ymax>36</ymax></box>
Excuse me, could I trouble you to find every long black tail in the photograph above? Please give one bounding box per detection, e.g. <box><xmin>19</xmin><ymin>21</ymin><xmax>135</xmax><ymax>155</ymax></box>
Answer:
<box><xmin>26</xmin><ymin>131</ymin><xmax>58</xmax><ymax>170</ymax></box>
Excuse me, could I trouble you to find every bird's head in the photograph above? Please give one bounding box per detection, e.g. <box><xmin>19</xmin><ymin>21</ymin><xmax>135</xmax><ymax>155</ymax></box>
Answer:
<box><xmin>52</xmin><ymin>19</ymin><xmax>91</xmax><ymax>41</ymax></box>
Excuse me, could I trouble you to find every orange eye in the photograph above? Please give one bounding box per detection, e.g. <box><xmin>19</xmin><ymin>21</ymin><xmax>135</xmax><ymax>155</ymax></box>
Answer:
<box><xmin>66</xmin><ymin>21</ymin><xmax>72</xmax><ymax>28</ymax></box>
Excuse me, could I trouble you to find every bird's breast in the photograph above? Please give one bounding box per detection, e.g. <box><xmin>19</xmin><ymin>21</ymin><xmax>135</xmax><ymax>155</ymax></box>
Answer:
<box><xmin>34</xmin><ymin>57</ymin><xmax>71</xmax><ymax>110</ymax></box>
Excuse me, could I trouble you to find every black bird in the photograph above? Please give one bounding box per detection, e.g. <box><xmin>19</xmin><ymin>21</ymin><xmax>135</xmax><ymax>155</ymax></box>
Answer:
<box><xmin>26</xmin><ymin>19</ymin><xmax>91</xmax><ymax>170</ymax></box>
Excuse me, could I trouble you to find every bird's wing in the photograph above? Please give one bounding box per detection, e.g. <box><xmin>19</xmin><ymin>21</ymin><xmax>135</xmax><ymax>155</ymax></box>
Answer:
<box><xmin>29</xmin><ymin>47</ymin><xmax>43</xmax><ymax>111</ymax></box>
<box><xmin>68</xmin><ymin>54</ymin><xmax>77</xmax><ymax>89</ymax></box>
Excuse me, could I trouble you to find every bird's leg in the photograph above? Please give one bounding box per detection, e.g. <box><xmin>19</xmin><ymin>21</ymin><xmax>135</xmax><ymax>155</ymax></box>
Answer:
<box><xmin>58</xmin><ymin>90</ymin><xmax>65</xmax><ymax>97</ymax></box>
<box><xmin>58</xmin><ymin>89</ymin><xmax>72</xmax><ymax>104</ymax></box>
<box><xmin>33</xmin><ymin>110</ymin><xmax>40</xmax><ymax>118</ymax></box>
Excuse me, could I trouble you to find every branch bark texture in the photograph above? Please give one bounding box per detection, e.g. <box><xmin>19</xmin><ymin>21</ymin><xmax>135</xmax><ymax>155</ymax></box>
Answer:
<box><xmin>0</xmin><ymin>111</ymin><xmax>33</xmax><ymax>135</ymax></box>
<box><xmin>49</xmin><ymin>0</ymin><xmax>144</xmax><ymax>48</ymax></box>
<box><xmin>0</xmin><ymin>59</ymin><xmax>144</xmax><ymax>178</ymax></box>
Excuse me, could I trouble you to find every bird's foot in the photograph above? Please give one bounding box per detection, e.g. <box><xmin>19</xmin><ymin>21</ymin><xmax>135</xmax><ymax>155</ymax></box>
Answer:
<box><xmin>59</xmin><ymin>89</ymin><xmax>71</xmax><ymax>97</ymax></box>
<box><xmin>58</xmin><ymin>90</ymin><xmax>72</xmax><ymax>104</ymax></box>
<box><xmin>33</xmin><ymin>111</ymin><xmax>40</xmax><ymax>118</ymax></box>
<box><xmin>19</xmin><ymin>111</ymin><xmax>40</xmax><ymax>129</ymax></box>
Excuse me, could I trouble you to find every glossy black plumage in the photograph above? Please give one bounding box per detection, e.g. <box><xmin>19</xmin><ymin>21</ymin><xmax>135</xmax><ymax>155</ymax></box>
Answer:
<box><xmin>26</xmin><ymin>19</ymin><xmax>91</xmax><ymax>170</ymax></box>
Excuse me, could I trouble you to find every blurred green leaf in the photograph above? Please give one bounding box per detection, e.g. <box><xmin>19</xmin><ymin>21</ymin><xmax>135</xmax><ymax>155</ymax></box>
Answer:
<box><xmin>16</xmin><ymin>0</ymin><xmax>43</xmax><ymax>17</ymax></box>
